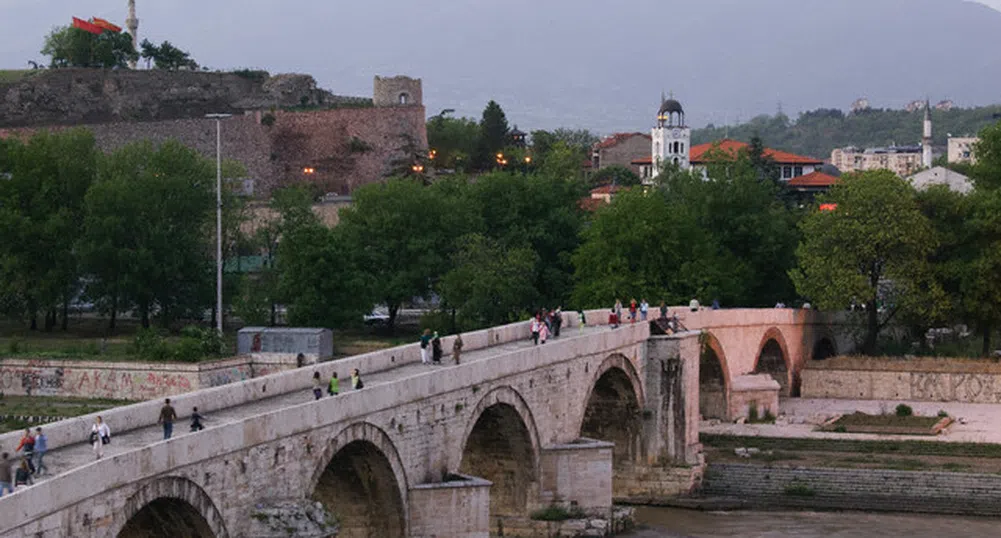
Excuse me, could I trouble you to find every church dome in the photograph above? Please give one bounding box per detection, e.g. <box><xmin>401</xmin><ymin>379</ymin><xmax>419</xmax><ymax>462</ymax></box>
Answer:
<box><xmin>658</xmin><ymin>99</ymin><xmax>684</xmax><ymax>115</ymax></box>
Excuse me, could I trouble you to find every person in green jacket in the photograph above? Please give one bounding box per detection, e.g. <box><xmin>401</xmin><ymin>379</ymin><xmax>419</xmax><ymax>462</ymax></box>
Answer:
<box><xmin>328</xmin><ymin>372</ymin><xmax>340</xmax><ymax>396</ymax></box>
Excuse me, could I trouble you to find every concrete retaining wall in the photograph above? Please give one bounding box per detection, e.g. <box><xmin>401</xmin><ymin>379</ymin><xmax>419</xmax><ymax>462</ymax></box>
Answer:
<box><xmin>802</xmin><ymin>364</ymin><xmax>1001</xmax><ymax>403</ymax></box>
<box><xmin>701</xmin><ymin>463</ymin><xmax>1001</xmax><ymax>516</ymax></box>
<box><xmin>0</xmin><ymin>354</ymin><xmax>301</xmax><ymax>401</ymax></box>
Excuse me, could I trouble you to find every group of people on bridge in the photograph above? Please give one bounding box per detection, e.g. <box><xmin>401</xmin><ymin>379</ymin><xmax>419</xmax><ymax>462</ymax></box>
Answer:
<box><xmin>0</xmin><ymin>426</ymin><xmax>47</xmax><ymax>497</ymax></box>
<box><xmin>312</xmin><ymin>368</ymin><xmax>365</xmax><ymax>400</ymax></box>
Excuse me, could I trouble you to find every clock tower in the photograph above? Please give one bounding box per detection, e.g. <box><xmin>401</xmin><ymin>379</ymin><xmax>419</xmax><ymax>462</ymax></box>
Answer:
<box><xmin>651</xmin><ymin>93</ymin><xmax>691</xmax><ymax>178</ymax></box>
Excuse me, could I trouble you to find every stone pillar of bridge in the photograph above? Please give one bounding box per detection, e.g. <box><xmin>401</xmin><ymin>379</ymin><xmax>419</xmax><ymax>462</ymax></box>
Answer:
<box><xmin>408</xmin><ymin>474</ymin><xmax>492</xmax><ymax>538</ymax></box>
<box><xmin>611</xmin><ymin>332</ymin><xmax>703</xmax><ymax>501</ymax></box>
<box><xmin>538</xmin><ymin>439</ymin><xmax>614</xmax><ymax>512</ymax></box>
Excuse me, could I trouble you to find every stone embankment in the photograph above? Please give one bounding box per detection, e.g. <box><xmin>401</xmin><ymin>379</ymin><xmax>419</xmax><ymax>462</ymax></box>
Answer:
<box><xmin>505</xmin><ymin>506</ymin><xmax>636</xmax><ymax>537</ymax></box>
<box><xmin>700</xmin><ymin>463</ymin><xmax>1001</xmax><ymax>516</ymax></box>
<box><xmin>802</xmin><ymin>356</ymin><xmax>1001</xmax><ymax>403</ymax></box>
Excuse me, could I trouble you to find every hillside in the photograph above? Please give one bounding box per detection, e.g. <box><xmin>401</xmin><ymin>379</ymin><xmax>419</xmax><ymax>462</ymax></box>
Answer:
<box><xmin>692</xmin><ymin>106</ymin><xmax>1001</xmax><ymax>161</ymax></box>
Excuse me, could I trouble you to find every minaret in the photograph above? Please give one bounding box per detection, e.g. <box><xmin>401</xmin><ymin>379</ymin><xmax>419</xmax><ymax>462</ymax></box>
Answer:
<box><xmin>126</xmin><ymin>0</ymin><xmax>139</xmax><ymax>69</ymax></box>
<box><xmin>922</xmin><ymin>100</ymin><xmax>933</xmax><ymax>169</ymax></box>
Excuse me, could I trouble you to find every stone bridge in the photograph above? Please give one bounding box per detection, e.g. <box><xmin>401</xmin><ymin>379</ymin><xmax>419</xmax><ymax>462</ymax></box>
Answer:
<box><xmin>0</xmin><ymin>308</ymin><xmax>846</xmax><ymax>537</ymax></box>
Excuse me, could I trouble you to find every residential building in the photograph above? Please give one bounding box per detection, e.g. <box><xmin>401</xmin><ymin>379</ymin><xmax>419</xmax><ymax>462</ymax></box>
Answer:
<box><xmin>830</xmin><ymin>146</ymin><xmax>925</xmax><ymax>177</ymax></box>
<box><xmin>948</xmin><ymin>136</ymin><xmax>978</xmax><ymax>164</ymax></box>
<box><xmin>633</xmin><ymin>139</ymin><xmax>822</xmax><ymax>182</ymax></box>
<box><xmin>907</xmin><ymin>166</ymin><xmax>973</xmax><ymax>194</ymax></box>
<box><xmin>590</xmin><ymin>132</ymin><xmax>651</xmax><ymax>176</ymax></box>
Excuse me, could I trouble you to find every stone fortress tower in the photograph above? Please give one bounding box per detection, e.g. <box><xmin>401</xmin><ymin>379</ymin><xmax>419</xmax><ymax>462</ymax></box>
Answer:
<box><xmin>373</xmin><ymin>75</ymin><xmax>422</xmax><ymax>107</ymax></box>
<box><xmin>126</xmin><ymin>0</ymin><xmax>139</xmax><ymax>69</ymax></box>
<box><xmin>651</xmin><ymin>92</ymin><xmax>691</xmax><ymax>177</ymax></box>
<box><xmin>922</xmin><ymin>100</ymin><xmax>933</xmax><ymax>169</ymax></box>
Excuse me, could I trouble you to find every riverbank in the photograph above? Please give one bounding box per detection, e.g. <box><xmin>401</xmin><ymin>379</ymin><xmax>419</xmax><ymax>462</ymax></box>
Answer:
<box><xmin>628</xmin><ymin>506</ymin><xmax>1001</xmax><ymax>538</ymax></box>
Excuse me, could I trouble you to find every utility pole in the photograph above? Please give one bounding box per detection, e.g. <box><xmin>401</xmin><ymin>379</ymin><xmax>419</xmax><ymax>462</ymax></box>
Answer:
<box><xmin>206</xmin><ymin>114</ymin><xmax>232</xmax><ymax>334</ymax></box>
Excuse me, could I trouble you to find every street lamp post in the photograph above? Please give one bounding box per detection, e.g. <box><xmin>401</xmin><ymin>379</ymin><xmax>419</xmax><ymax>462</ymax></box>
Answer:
<box><xmin>206</xmin><ymin>114</ymin><xmax>231</xmax><ymax>334</ymax></box>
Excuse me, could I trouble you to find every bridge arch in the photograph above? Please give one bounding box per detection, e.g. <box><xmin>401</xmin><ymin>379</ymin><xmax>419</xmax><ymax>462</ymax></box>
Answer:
<box><xmin>753</xmin><ymin>327</ymin><xmax>794</xmax><ymax>396</ymax></box>
<box><xmin>458</xmin><ymin>386</ymin><xmax>541</xmax><ymax>522</ymax></box>
<box><xmin>310</xmin><ymin>422</ymin><xmax>409</xmax><ymax>538</ymax></box>
<box><xmin>700</xmin><ymin>332</ymin><xmax>730</xmax><ymax>420</ymax></box>
<box><xmin>578</xmin><ymin>354</ymin><xmax>644</xmax><ymax>495</ymax></box>
<box><xmin>812</xmin><ymin>334</ymin><xmax>838</xmax><ymax>361</ymax></box>
<box><xmin>112</xmin><ymin>476</ymin><xmax>227</xmax><ymax>538</ymax></box>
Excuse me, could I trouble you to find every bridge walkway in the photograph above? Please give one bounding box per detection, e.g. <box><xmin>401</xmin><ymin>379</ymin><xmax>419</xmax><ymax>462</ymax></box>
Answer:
<box><xmin>23</xmin><ymin>325</ymin><xmax>611</xmax><ymax>488</ymax></box>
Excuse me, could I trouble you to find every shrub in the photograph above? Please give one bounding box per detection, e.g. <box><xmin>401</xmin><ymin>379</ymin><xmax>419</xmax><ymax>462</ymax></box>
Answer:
<box><xmin>133</xmin><ymin>328</ymin><xmax>169</xmax><ymax>361</ymax></box>
<box><xmin>748</xmin><ymin>402</ymin><xmax>759</xmax><ymax>423</ymax></box>
<box><xmin>895</xmin><ymin>404</ymin><xmax>914</xmax><ymax>417</ymax></box>
<box><xmin>260</xmin><ymin>113</ymin><xmax>276</xmax><ymax>127</ymax></box>
<box><xmin>938</xmin><ymin>409</ymin><xmax>949</xmax><ymax>418</ymax></box>
<box><xmin>348</xmin><ymin>136</ymin><xmax>373</xmax><ymax>153</ymax></box>
<box><xmin>231</xmin><ymin>69</ymin><xmax>269</xmax><ymax>82</ymax></box>
<box><xmin>784</xmin><ymin>482</ymin><xmax>816</xmax><ymax>497</ymax></box>
<box><xmin>7</xmin><ymin>339</ymin><xmax>22</xmax><ymax>354</ymax></box>
<box><xmin>530</xmin><ymin>505</ymin><xmax>587</xmax><ymax>521</ymax></box>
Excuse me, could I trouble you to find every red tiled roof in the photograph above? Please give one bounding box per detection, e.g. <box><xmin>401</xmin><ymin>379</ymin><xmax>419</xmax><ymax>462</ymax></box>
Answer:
<box><xmin>690</xmin><ymin>139</ymin><xmax>822</xmax><ymax>165</ymax></box>
<box><xmin>787</xmin><ymin>171</ymin><xmax>840</xmax><ymax>187</ymax></box>
<box><xmin>629</xmin><ymin>139</ymin><xmax>821</xmax><ymax>167</ymax></box>
<box><xmin>594</xmin><ymin>132</ymin><xmax>651</xmax><ymax>150</ymax></box>
<box><xmin>589</xmin><ymin>185</ymin><xmax>628</xmax><ymax>195</ymax></box>
<box><xmin>579</xmin><ymin>197</ymin><xmax>608</xmax><ymax>211</ymax></box>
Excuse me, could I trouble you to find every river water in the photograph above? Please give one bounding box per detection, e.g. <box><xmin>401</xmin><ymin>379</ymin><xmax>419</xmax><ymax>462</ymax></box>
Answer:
<box><xmin>630</xmin><ymin>507</ymin><xmax>1001</xmax><ymax>537</ymax></box>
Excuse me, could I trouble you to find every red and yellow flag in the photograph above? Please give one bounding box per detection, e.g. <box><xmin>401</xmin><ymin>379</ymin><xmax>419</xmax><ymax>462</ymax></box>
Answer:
<box><xmin>91</xmin><ymin>17</ymin><xmax>122</xmax><ymax>33</ymax></box>
<box><xmin>72</xmin><ymin>17</ymin><xmax>104</xmax><ymax>35</ymax></box>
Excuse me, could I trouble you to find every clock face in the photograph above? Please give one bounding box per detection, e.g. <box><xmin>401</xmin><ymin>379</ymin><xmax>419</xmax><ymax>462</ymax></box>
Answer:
<box><xmin>672</xmin><ymin>129</ymin><xmax>682</xmax><ymax>138</ymax></box>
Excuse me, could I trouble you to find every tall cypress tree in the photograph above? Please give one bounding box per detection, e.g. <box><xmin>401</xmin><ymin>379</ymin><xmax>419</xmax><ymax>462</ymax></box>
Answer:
<box><xmin>474</xmin><ymin>100</ymin><xmax>510</xmax><ymax>170</ymax></box>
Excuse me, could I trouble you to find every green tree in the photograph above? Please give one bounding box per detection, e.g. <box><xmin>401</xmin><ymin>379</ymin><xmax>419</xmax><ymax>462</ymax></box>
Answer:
<box><xmin>572</xmin><ymin>187</ymin><xmax>732</xmax><ymax>307</ymax></box>
<box><xmin>589</xmin><ymin>164</ymin><xmax>641</xmax><ymax>188</ymax></box>
<box><xmin>465</xmin><ymin>171</ymin><xmax>585</xmax><ymax>307</ymax></box>
<box><xmin>42</xmin><ymin>25</ymin><xmax>137</xmax><ymax>68</ymax></box>
<box><xmin>572</xmin><ymin>159</ymin><xmax>798</xmax><ymax>309</ymax></box>
<box><xmin>427</xmin><ymin>114</ymin><xmax>480</xmax><ymax>171</ymax></box>
<box><xmin>139</xmin><ymin>39</ymin><xmax>198</xmax><ymax>70</ymax></box>
<box><xmin>791</xmin><ymin>170</ymin><xmax>939</xmax><ymax>353</ymax></box>
<box><xmin>474</xmin><ymin>100</ymin><xmax>510</xmax><ymax>170</ymax></box>
<box><xmin>277</xmin><ymin>223</ymin><xmax>371</xmax><ymax>328</ymax></box>
<box><xmin>747</xmin><ymin>134</ymin><xmax>780</xmax><ymax>184</ymax></box>
<box><xmin>246</xmin><ymin>186</ymin><xmax>318</xmax><ymax>326</ymax></box>
<box><xmin>439</xmin><ymin>234</ymin><xmax>539</xmax><ymax>327</ymax></box>
<box><xmin>336</xmin><ymin>179</ymin><xmax>473</xmax><ymax>331</ymax></box>
<box><xmin>0</xmin><ymin>129</ymin><xmax>97</xmax><ymax>330</ymax></box>
<box><xmin>81</xmin><ymin>140</ymin><xmax>215</xmax><ymax>329</ymax></box>
<box><xmin>973</xmin><ymin>120</ymin><xmax>1001</xmax><ymax>191</ymax></box>
<box><xmin>918</xmin><ymin>186</ymin><xmax>1001</xmax><ymax>355</ymax></box>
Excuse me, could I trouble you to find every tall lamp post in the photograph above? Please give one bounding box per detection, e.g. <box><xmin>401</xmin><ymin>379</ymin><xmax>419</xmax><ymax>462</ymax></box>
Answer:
<box><xmin>206</xmin><ymin>113</ymin><xmax>232</xmax><ymax>334</ymax></box>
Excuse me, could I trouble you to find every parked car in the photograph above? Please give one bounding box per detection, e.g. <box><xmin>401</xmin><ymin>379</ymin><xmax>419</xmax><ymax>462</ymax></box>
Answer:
<box><xmin>363</xmin><ymin>307</ymin><xmax>391</xmax><ymax>326</ymax></box>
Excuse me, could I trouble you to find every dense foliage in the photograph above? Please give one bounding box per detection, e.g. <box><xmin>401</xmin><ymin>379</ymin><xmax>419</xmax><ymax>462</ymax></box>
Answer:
<box><xmin>41</xmin><ymin>25</ymin><xmax>138</xmax><ymax>68</ymax></box>
<box><xmin>139</xmin><ymin>39</ymin><xmax>198</xmax><ymax>70</ymax></box>
<box><xmin>694</xmin><ymin>106</ymin><xmax>1001</xmax><ymax>161</ymax></box>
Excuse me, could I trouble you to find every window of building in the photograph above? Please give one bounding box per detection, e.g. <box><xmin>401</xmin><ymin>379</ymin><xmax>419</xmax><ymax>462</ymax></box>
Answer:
<box><xmin>793</xmin><ymin>166</ymin><xmax>803</xmax><ymax>177</ymax></box>
<box><xmin>680</xmin><ymin>142</ymin><xmax>684</xmax><ymax>154</ymax></box>
<box><xmin>782</xmin><ymin>166</ymin><xmax>792</xmax><ymax>179</ymax></box>
<box><xmin>399</xmin><ymin>93</ymin><xmax>409</xmax><ymax>105</ymax></box>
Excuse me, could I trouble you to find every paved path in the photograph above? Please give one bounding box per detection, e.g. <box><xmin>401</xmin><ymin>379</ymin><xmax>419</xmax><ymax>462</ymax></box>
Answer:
<box><xmin>702</xmin><ymin>397</ymin><xmax>1001</xmax><ymax>443</ymax></box>
<box><xmin>24</xmin><ymin>325</ymin><xmax>610</xmax><ymax>485</ymax></box>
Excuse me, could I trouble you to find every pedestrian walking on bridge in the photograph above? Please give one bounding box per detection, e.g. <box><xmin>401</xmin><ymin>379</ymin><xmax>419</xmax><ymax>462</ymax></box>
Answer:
<box><xmin>15</xmin><ymin>428</ymin><xmax>35</xmax><ymax>476</ymax></box>
<box><xmin>159</xmin><ymin>398</ymin><xmax>177</xmax><ymax>440</ymax></box>
<box><xmin>190</xmin><ymin>407</ymin><xmax>205</xmax><ymax>432</ymax></box>
<box><xmin>351</xmin><ymin>369</ymin><xmax>364</xmax><ymax>390</ymax></box>
<box><xmin>91</xmin><ymin>416</ymin><xmax>110</xmax><ymax>460</ymax></box>
<box><xmin>328</xmin><ymin>372</ymin><xmax>340</xmax><ymax>396</ymax></box>
<box><xmin>33</xmin><ymin>427</ymin><xmax>47</xmax><ymax>476</ymax></box>
<box><xmin>312</xmin><ymin>371</ymin><xmax>324</xmax><ymax>400</ymax></box>
<box><xmin>0</xmin><ymin>453</ymin><xmax>13</xmax><ymax>497</ymax></box>
<box><xmin>452</xmin><ymin>334</ymin><xmax>464</xmax><ymax>365</ymax></box>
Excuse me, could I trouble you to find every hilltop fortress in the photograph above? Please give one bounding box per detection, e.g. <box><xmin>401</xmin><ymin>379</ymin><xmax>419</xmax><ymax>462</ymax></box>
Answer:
<box><xmin>0</xmin><ymin>69</ymin><xmax>427</xmax><ymax>196</ymax></box>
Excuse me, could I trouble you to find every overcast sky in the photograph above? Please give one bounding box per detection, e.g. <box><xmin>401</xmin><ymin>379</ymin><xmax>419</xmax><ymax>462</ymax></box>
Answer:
<box><xmin>2</xmin><ymin>0</ymin><xmax>1000</xmax><ymax>133</ymax></box>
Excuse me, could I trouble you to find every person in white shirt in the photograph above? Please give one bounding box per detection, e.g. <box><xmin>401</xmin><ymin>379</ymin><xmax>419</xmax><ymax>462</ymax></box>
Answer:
<box><xmin>91</xmin><ymin>416</ymin><xmax>111</xmax><ymax>460</ymax></box>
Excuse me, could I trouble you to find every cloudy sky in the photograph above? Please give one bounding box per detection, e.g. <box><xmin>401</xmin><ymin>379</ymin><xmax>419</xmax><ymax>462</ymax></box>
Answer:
<box><xmin>2</xmin><ymin>0</ymin><xmax>1000</xmax><ymax>133</ymax></box>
